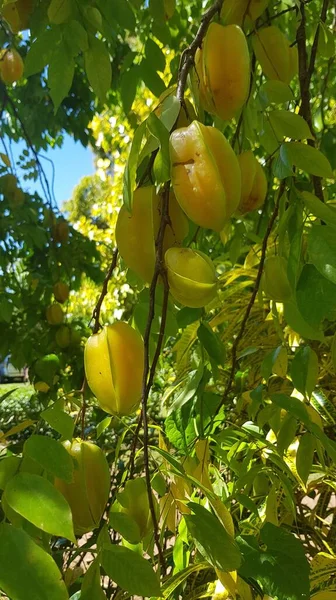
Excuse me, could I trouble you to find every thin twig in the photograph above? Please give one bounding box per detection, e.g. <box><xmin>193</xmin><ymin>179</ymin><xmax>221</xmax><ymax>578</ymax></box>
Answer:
<box><xmin>176</xmin><ymin>0</ymin><xmax>224</xmax><ymax>103</ymax></box>
<box><xmin>215</xmin><ymin>181</ymin><xmax>286</xmax><ymax>415</ymax></box>
<box><xmin>91</xmin><ymin>247</ymin><xmax>119</xmax><ymax>334</ymax></box>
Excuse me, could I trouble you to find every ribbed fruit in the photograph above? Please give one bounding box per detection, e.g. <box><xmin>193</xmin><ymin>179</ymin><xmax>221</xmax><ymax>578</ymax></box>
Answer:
<box><xmin>54</xmin><ymin>439</ymin><xmax>110</xmax><ymax>535</ymax></box>
<box><xmin>53</xmin><ymin>282</ymin><xmax>69</xmax><ymax>304</ymax></box>
<box><xmin>53</xmin><ymin>219</ymin><xmax>69</xmax><ymax>243</ymax></box>
<box><xmin>46</xmin><ymin>303</ymin><xmax>64</xmax><ymax>325</ymax></box>
<box><xmin>170</xmin><ymin>121</ymin><xmax>241</xmax><ymax>231</ymax></box>
<box><xmin>262</xmin><ymin>256</ymin><xmax>292</xmax><ymax>302</ymax></box>
<box><xmin>84</xmin><ymin>322</ymin><xmax>144</xmax><ymax>416</ymax></box>
<box><xmin>116</xmin><ymin>186</ymin><xmax>188</xmax><ymax>283</ymax></box>
<box><xmin>252</xmin><ymin>26</ymin><xmax>298</xmax><ymax>84</ymax></box>
<box><xmin>236</xmin><ymin>151</ymin><xmax>267</xmax><ymax>215</ymax></box>
<box><xmin>165</xmin><ymin>247</ymin><xmax>217</xmax><ymax>308</ymax></box>
<box><xmin>195</xmin><ymin>23</ymin><xmax>250</xmax><ymax>121</ymax></box>
<box><xmin>221</xmin><ymin>0</ymin><xmax>269</xmax><ymax>26</ymax></box>
<box><xmin>55</xmin><ymin>325</ymin><xmax>71</xmax><ymax>348</ymax></box>
<box><xmin>117</xmin><ymin>478</ymin><xmax>151</xmax><ymax>539</ymax></box>
<box><xmin>0</xmin><ymin>48</ymin><xmax>24</xmax><ymax>84</ymax></box>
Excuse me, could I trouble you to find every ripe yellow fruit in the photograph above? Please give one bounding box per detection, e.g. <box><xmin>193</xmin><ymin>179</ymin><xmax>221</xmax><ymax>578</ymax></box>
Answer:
<box><xmin>55</xmin><ymin>325</ymin><xmax>71</xmax><ymax>348</ymax></box>
<box><xmin>53</xmin><ymin>219</ymin><xmax>69</xmax><ymax>243</ymax></box>
<box><xmin>53</xmin><ymin>281</ymin><xmax>69</xmax><ymax>304</ymax></box>
<box><xmin>116</xmin><ymin>186</ymin><xmax>188</xmax><ymax>283</ymax></box>
<box><xmin>195</xmin><ymin>23</ymin><xmax>250</xmax><ymax>121</ymax></box>
<box><xmin>252</xmin><ymin>26</ymin><xmax>298</xmax><ymax>84</ymax></box>
<box><xmin>54</xmin><ymin>439</ymin><xmax>110</xmax><ymax>535</ymax></box>
<box><xmin>165</xmin><ymin>247</ymin><xmax>218</xmax><ymax>308</ymax></box>
<box><xmin>221</xmin><ymin>0</ymin><xmax>269</xmax><ymax>26</ymax></box>
<box><xmin>34</xmin><ymin>381</ymin><xmax>50</xmax><ymax>393</ymax></box>
<box><xmin>0</xmin><ymin>48</ymin><xmax>24</xmax><ymax>84</ymax></box>
<box><xmin>46</xmin><ymin>303</ymin><xmax>64</xmax><ymax>325</ymax></box>
<box><xmin>236</xmin><ymin>151</ymin><xmax>267</xmax><ymax>215</ymax></box>
<box><xmin>84</xmin><ymin>322</ymin><xmax>144</xmax><ymax>416</ymax></box>
<box><xmin>262</xmin><ymin>256</ymin><xmax>292</xmax><ymax>302</ymax></box>
<box><xmin>170</xmin><ymin>121</ymin><xmax>241</xmax><ymax>232</ymax></box>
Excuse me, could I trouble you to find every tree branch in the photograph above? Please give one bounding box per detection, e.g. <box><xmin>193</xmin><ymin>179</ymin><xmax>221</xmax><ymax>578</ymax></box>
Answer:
<box><xmin>176</xmin><ymin>0</ymin><xmax>224</xmax><ymax>103</ymax></box>
<box><xmin>91</xmin><ymin>247</ymin><xmax>119</xmax><ymax>334</ymax></box>
<box><xmin>215</xmin><ymin>181</ymin><xmax>286</xmax><ymax>415</ymax></box>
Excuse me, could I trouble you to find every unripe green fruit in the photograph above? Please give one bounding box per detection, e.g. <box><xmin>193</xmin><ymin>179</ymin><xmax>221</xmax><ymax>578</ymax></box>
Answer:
<box><xmin>54</xmin><ymin>439</ymin><xmax>110</xmax><ymax>535</ymax></box>
<box><xmin>55</xmin><ymin>325</ymin><xmax>71</xmax><ymax>348</ymax></box>
<box><xmin>117</xmin><ymin>478</ymin><xmax>151</xmax><ymax>540</ymax></box>
<box><xmin>236</xmin><ymin>150</ymin><xmax>267</xmax><ymax>215</ymax></box>
<box><xmin>53</xmin><ymin>281</ymin><xmax>69</xmax><ymax>304</ymax></box>
<box><xmin>262</xmin><ymin>256</ymin><xmax>292</xmax><ymax>302</ymax></box>
<box><xmin>84</xmin><ymin>322</ymin><xmax>144</xmax><ymax>416</ymax></box>
<box><xmin>165</xmin><ymin>247</ymin><xmax>218</xmax><ymax>308</ymax></box>
<box><xmin>34</xmin><ymin>353</ymin><xmax>60</xmax><ymax>384</ymax></box>
<box><xmin>46</xmin><ymin>303</ymin><xmax>64</xmax><ymax>325</ymax></box>
<box><xmin>53</xmin><ymin>219</ymin><xmax>69</xmax><ymax>243</ymax></box>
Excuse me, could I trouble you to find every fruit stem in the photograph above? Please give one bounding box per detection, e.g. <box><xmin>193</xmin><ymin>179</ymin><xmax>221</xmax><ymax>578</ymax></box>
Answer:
<box><xmin>91</xmin><ymin>247</ymin><xmax>119</xmax><ymax>333</ymax></box>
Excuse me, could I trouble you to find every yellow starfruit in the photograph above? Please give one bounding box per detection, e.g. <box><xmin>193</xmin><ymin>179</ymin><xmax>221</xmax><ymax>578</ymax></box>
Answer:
<box><xmin>165</xmin><ymin>247</ymin><xmax>218</xmax><ymax>308</ymax></box>
<box><xmin>236</xmin><ymin>150</ymin><xmax>267</xmax><ymax>215</ymax></box>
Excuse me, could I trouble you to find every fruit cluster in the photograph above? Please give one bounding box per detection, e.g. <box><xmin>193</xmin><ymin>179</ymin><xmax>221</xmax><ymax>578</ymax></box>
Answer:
<box><xmin>83</xmin><ymin>7</ymin><xmax>296</xmax><ymax>418</ymax></box>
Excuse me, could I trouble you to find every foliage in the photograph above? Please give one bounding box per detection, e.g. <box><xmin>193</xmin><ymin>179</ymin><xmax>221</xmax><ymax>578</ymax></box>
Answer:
<box><xmin>0</xmin><ymin>0</ymin><xmax>336</xmax><ymax>599</ymax></box>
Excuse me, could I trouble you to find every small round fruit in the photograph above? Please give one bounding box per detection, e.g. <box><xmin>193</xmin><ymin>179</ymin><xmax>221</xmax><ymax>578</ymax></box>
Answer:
<box><xmin>53</xmin><ymin>281</ymin><xmax>69</xmax><ymax>304</ymax></box>
<box><xmin>34</xmin><ymin>353</ymin><xmax>60</xmax><ymax>384</ymax></box>
<box><xmin>54</xmin><ymin>439</ymin><xmax>110</xmax><ymax>535</ymax></box>
<box><xmin>165</xmin><ymin>247</ymin><xmax>218</xmax><ymax>308</ymax></box>
<box><xmin>84</xmin><ymin>322</ymin><xmax>144</xmax><ymax>416</ymax></box>
<box><xmin>0</xmin><ymin>48</ymin><xmax>24</xmax><ymax>84</ymax></box>
<box><xmin>55</xmin><ymin>325</ymin><xmax>71</xmax><ymax>348</ymax></box>
<box><xmin>262</xmin><ymin>256</ymin><xmax>292</xmax><ymax>302</ymax></box>
<box><xmin>46</xmin><ymin>303</ymin><xmax>64</xmax><ymax>325</ymax></box>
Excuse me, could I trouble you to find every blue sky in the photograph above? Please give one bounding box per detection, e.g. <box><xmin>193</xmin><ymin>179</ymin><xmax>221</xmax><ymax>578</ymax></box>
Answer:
<box><xmin>10</xmin><ymin>134</ymin><xmax>95</xmax><ymax>210</ymax></box>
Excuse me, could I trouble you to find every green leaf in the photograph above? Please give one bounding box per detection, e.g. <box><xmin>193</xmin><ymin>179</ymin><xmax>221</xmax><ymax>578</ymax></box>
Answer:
<box><xmin>140</xmin><ymin>58</ymin><xmax>166</xmax><ymax>97</ymax></box>
<box><xmin>24</xmin><ymin>435</ymin><xmax>74</xmax><ymax>483</ymax></box>
<box><xmin>0</xmin><ymin>387</ymin><xmax>19</xmax><ymax>405</ymax></box>
<box><xmin>296</xmin><ymin>433</ymin><xmax>315</xmax><ymax>484</ymax></box>
<box><xmin>271</xmin><ymin>393</ymin><xmax>310</xmax><ymax>424</ymax></box>
<box><xmin>64</xmin><ymin>20</ymin><xmax>89</xmax><ymax>54</ymax></box>
<box><xmin>97</xmin><ymin>416</ymin><xmax>112</xmax><ymax>438</ymax></box>
<box><xmin>283</xmin><ymin>300</ymin><xmax>324</xmax><ymax>341</ymax></box>
<box><xmin>301</xmin><ymin>190</ymin><xmax>336</xmax><ymax>228</ymax></box>
<box><xmin>4</xmin><ymin>473</ymin><xmax>75</xmax><ymax>542</ymax></box>
<box><xmin>281</xmin><ymin>142</ymin><xmax>333</xmax><ymax>178</ymax></box>
<box><xmin>48</xmin><ymin>0</ymin><xmax>72</xmax><ymax>24</ymax></box>
<box><xmin>149</xmin><ymin>0</ymin><xmax>165</xmax><ymax>21</ymax></box>
<box><xmin>0</xmin><ymin>297</ymin><xmax>13</xmax><ymax>322</ymax></box>
<box><xmin>101</xmin><ymin>545</ymin><xmax>161</xmax><ymax>597</ymax></box>
<box><xmin>296</xmin><ymin>265</ymin><xmax>336</xmax><ymax>327</ymax></box>
<box><xmin>108</xmin><ymin>511</ymin><xmax>141</xmax><ymax>544</ymax></box>
<box><xmin>237</xmin><ymin>523</ymin><xmax>310</xmax><ymax>600</ymax></box>
<box><xmin>311</xmin><ymin>389</ymin><xmax>336</xmax><ymax>426</ymax></box>
<box><xmin>0</xmin><ymin>456</ymin><xmax>20</xmax><ymax>490</ymax></box>
<box><xmin>120</xmin><ymin>66</ymin><xmax>139</xmax><ymax>114</ymax></box>
<box><xmin>41</xmin><ymin>402</ymin><xmax>75</xmax><ymax>440</ymax></box>
<box><xmin>177</xmin><ymin>307</ymin><xmax>203</xmax><ymax>329</ymax></box>
<box><xmin>123</xmin><ymin>119</ymin><xmax>147</xmax><ymax>211</ymax></box>
<box><xmin>24</xmin><ymin>29</ymin><xmax>62</xmax><ymax>77</ymax></box>
<box><xmin>161</xmin><ymin>562</ymin><xmax>209</xmax><ymax>598</ymax></box>
<box><xmin>197</xmin><ymin>323</ymin><xmax>225</xmax><ymax>366</ymax></box>
<box><xmin>269</xmin><ymin>110</ymin><xmax>313</xmax><ymax>141</ymax></box>
<box><xmin>318</xmin><ymin>23</ymin><xmax>335</xmax><ymax>59</ymax></box>
<box><xmin>185</xmin><ymin>503</ymin><xmax>242</xmax><ymax>572</ymax></box>
<box><xmin>277</xmin><ymin>414</ymin><xmax>297</xmax><ymax>455</ymax></box>
<box><xmin>81</xmin><ymin>559</ymin><xmax>106</xmax><ymax>600</ymax></box>
<box><xmin>48</xmin><ymin>46</ymin><xmax>75</xmax><ymax>112</ymax></box>
<box><xmin>147</xmin><ymin>112</ymin><xmax>170</xmax><ymax>184</ymax></box>
<box><xmin>272</xmin><ymin>149</ymin><xmax>294</xmax><ymax>179</ymax></box>
<box><xmin>291</xmin><ymin>346</ymin><xmax>319</xmax><ymax>398</ymax></box>
<box><xmin>84</xmin><ymin>36</ymin><xmax>112</xmax><ymax>103</ymax></box>
<box><xmin>110</xmin><ymin>0</ymin><xmax>135</xmax><ymax>31</ymax></box>
<box><xmin>308</xmin><ymin>224</ymin><xmax>336</xmax><ymax>285</ymax></box>
<box><xmin>145</xmin><ymin>38</ymin><xmax>166</xmax><ymax>73</ymax></box>
<box><xmin>259</xmin><ymin>81</ymin><xmax>294</xmax><ymax>107</ymax></box>
<box><xmin>165</xmin><ymin>407</ymin><xmax>197</xmax><ymax>453</ymax></box>
<box><xmin>0</xmin><ymin>524</ymin><xmax>69</xmax><ymax>600</ymax></box>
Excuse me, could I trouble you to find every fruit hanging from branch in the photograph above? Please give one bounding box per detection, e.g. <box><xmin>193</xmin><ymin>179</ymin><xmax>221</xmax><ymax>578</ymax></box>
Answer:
<box><xmin>236</xmin><ymin>150</ymin><xmax>267</xmax><ymax>215</ymax></box>
<box><xmin>165</xmin><ymin>247</ymin><xmax>218</xmax><ymax>308</ymax></box>
<box><xmin>54</xmin><ymin>439</ymin><xmax>110</xmax><ymax>535</ymax></box>
<box><xmin>0</xmin><ymin>48</ymin><xmax>24</xmax><ymax>84</ymax></box>
<box><xmin>262</xmin><ymin>256</ymin><xmax>292</xmax><ymax>302</ymax></box>
<box><xmin>252</xmin><ymin>26</ymin><xmax>298</xmax><ymax>84</ymax></box>
<box><xmin>170</xmin><ymin>120</ymin><xmax>241</xmax><ymax>232</ymax></box>
<box><xmin>84</xmin><ymin>322</ymin><xmax>144</xmax><ymax>416</ymax></box>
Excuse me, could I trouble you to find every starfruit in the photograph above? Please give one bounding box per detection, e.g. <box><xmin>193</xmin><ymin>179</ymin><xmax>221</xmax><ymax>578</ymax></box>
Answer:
<box><xmin>54</xmin><ymin>439</ymin><xmax>110</xmax><ymax>536</ymax></box>
<box><xmin>53</xmin><ymin>281</ymin><xmax>69</xmax><ymax>304</ymax></box>
<box><xmin>84</xmin><ymin>322</ymin><xmax>144</xmax><ymax>416</ymax></box>
<box><xmin>165</xmin><ymin>247</ymin><xmax>217</xmax><ymax>308</ymax></box>
<box><xmin>195</xmin><ymin>23</ymin><xmax>250</xmax><ymax>121</ymax></box>
<box><xmin>117</xmin><ymin>478</ymin><xmax>151</xmax><ymax>539</ymax></box>
<box><xmin>252</xmin><ymin>26</ymin><xmax>298</xmax><ymax>84</ymax></box>
<box><xmin>170</xmin><ymin>121</ymin><xmax>241</xmax><ymax>231</ymax></box>
<box><xmin>46</xmin><ymin>303</ymin><xmax>64</xmax><ymax>325</ymax></box>
<box><xmin>236</xmin><ymin>150</ymin><xmax>267</xmax><ymax>215</ymax></box>
<box><xmin>115</xmin><ymin>186</ymin><xmax>188</xmax><ymax>283</ymax></box>
<box><xmin>262</xmin><ymin>256</ymin><xmax>292</xmax><ymax>302</ymax></box>
<box><xmin>221</xmin><ymin>0</ymin><xmax>269</xmax><ymax>26</ymax></box>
